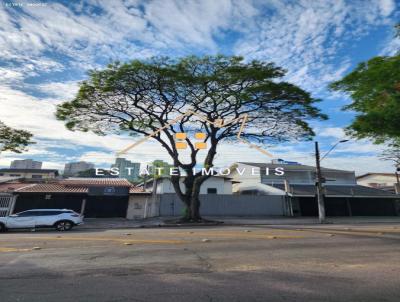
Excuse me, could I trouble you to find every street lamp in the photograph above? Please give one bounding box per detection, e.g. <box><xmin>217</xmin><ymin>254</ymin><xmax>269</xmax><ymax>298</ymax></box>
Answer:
<box><xmin>321</xmin><ymin>139</ymin><xmax>349</xmax><ymax>161</ymax></box>
<box><xmin>315</xmin><ymin>139</ymin><xmax>349</xmax><ymax>223</ymax></box>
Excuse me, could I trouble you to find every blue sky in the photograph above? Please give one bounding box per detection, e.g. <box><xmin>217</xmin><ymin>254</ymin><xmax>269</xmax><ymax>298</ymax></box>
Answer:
<box><xmin>0</xmin><ymin>0</ymin><xmax>399</xmax><ymax>174</ymax></box>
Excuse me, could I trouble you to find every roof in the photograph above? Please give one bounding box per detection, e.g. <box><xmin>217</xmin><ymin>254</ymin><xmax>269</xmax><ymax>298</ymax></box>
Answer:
<box><xmin>238</xmin><ymin>162</ymin><xmax>353</xmax><ymax>173</ymax></box>
<box><xmin>0</xmin><ymin>176</ymin><xmax>22</xmax><ymax>183</ymax></box>
<box><xmin>357</xmin><ymin>173</ymin><xmax>397</xmax><ymax>179</ymax></box>
<box><xmin>61</xmin><ymin>178</ymin><xmax>132</xmax><ymax>187</ymax></box>
<box><xmin>129</xmin><ymin>186</ymin><xmax>151</xmax><ymax>194</ymax></box>
<box><xmin>15</xmin><ymin>183</ymin><xmax>88</xmax><ymax>193</ymax></box>
<box><xmin>0</xmin><ymin>168</ymin><xmax>59</xmax><ymax>173</ymax></box>
<box><xmin>0</xmin><ymin>183</ymin><xmax>32</xmax><ymax>193</ymax></box>
<box><xmin>0</xmin><ymin>168</ymin><xmax>59</xmax><ymax>175</ymax></box>
<box><xmin>2</xmin><ymin>178</ymin><xmax>143</xmax><ymax>194</ymax></box>
<box><xmin>270</xmin><ymin>184</ymin><xmax>398</xmax><ymax>198</ymax></box>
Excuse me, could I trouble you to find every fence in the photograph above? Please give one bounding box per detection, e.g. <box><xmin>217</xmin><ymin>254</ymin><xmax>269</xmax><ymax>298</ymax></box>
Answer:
<box><xmin>0</xmin><ymin>194</ymin><xmax>14</xmax><ymax>217</ymax></box>
<box><xmin>158</xmin><ymin>194</ymin><xmax>286</xmax><ymax>217</ymax></box>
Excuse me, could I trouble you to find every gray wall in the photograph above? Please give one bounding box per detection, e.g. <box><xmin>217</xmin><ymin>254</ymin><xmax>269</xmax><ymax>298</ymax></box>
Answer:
<box><xmin>158</xmin><ymin>194</ymin><xmax>286</xmax><ymax>216</ymax></box>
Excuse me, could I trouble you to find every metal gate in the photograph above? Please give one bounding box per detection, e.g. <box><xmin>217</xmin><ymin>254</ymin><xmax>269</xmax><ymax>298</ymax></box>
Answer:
<box><xmin>0</xmin><ymin>194</ymin><xmax>14</xmax><ymax>217</ymax></box>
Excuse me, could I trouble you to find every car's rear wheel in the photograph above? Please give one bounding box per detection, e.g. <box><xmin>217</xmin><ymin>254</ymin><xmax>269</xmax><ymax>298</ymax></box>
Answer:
<box><xmin>0</xmin><ymin>223</ymin><xmax>7</xmax><ymax>232</ymax></box>
<box><xmin>55</xmin><ymin>220</ymin><xmax>73</xmax><ymax>231</ymax></box>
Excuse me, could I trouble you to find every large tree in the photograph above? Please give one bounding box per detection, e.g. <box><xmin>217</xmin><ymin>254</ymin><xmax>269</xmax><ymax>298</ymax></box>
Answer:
<box><xmin>56</xmin><ymin>55</ymin><xmax>326</xmax><ymax>221</ymax></box>
<box><xmin>0</xmin><ymin>121</ymin><xmax>34</xmax><ymax>153</ymax></box>
<box><xmin>330</xmin><ymin>24</ymin><xmax>400</xmax><ymax>143</ymax></box>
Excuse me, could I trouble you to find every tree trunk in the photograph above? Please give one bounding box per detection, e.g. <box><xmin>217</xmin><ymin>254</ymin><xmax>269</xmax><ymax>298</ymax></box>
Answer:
<box><xmin>179</xmin><ymin>176</ymin><xmax>203</xmax><ymax>222</ymax></box>
<box><xmin>189</xmin><ymin>178</ymin><xmax>202</xmax><ymax>221</ymax></box>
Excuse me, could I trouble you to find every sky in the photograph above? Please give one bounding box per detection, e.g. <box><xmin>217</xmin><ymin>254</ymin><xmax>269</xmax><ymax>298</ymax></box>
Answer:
<box><xmin>0</xmin><ymin>0</ymin><xmax>399</xmax><ymax>174</ymax></box>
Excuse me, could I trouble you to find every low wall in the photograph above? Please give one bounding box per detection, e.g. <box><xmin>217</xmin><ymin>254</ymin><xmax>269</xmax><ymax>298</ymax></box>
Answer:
<box><xmin>158</xmin><ymin>194</ymin><xmax>286</xmax><ymax>217</ymax></box>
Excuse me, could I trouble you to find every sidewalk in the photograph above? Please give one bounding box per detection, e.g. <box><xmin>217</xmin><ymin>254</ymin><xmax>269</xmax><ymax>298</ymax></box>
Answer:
<box><xmin>214</xmin><ymin>216</ymin><xmax>400</xmax><ymax>225</ymax></box>
<box><xmin>80</xmin><ymin>216</ymin><xmax>400</xmax><ymax>230</ymax></box>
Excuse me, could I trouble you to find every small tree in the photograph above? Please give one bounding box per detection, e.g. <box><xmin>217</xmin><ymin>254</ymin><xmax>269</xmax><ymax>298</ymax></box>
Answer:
<box><xmin>56</xmin><ymin>55</ymin><xmax>326</xmax><ymax>221</ymax></box>
<box><xmin>0</xmin><ymin>121</ymin><xmax>34</xmax><ymax>153</ymax></box>
<box><xmin>380</xmin><ymin>140</ymin><xmax>400</xmax><ymax>167</ymax></box>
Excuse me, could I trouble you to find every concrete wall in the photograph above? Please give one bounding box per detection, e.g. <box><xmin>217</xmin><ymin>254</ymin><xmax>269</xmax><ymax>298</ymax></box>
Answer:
<box><xmin>158</xmin><ymin>193</ymin><xmax>286</xmax><ymax>217</ymax></box>
<box><xmin>127</xmin><ymin>194</ymin><xmax>158</xmax><ymax>219</ymax></box>
<box><xmin>357</xmin><ymin>174</ymin><xmax>398</xmax><ymax>188</ymax></box>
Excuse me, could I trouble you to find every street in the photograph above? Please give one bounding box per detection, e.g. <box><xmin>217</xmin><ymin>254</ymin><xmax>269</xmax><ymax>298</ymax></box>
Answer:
<box><xmin>1</xmin><ymin>224</ymin><xmax>400</xmax><ymax>302</ymax></box>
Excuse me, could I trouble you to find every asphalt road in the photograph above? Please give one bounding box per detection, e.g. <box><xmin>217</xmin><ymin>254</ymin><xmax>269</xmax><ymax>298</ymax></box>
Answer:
<box><xmin>1</xmin><ymin>223</ymin><xmax>400</xmax><ymax>302</ymax></box>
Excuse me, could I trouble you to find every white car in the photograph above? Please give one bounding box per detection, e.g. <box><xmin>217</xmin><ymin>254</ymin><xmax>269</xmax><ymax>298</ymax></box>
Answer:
<box><xmin>0</xmin><ymin>209</ymin><xmax>84</xmax><ymax>232</ymax></box>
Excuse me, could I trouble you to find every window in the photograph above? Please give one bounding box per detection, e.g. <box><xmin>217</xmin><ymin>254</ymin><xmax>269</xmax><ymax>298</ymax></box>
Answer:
<box><xmin>15</xmin><ymin>211</ymin><xmax>41</xmax><ymax>217</ymax></box>
<box><xmin>207</xmin><ymin>188</ymin><xmax>217</xmax><ymax>194</ymax></box>
<box><xmin>134</xmin><ymin>202</ymin><xmax>142</xmax><ymax>209</ymax></box>
<box><xmin>9</xmin><ymin>174</ymin><xmax>21</xmax><ymax>177</ymax></box>
<box><xmin>32</xmin><ymin>175</ymin><xmax>43</xmax><ymax>179</ymax></box>
<box><xmin>104</xmin><ymin>187</ymin><xmax>116</xmax><ymax>194</ymax></box>
<box><xmin>45</xmin><ymin>194</ymin><xmax>52</xmax><ymax>200</ymax></box>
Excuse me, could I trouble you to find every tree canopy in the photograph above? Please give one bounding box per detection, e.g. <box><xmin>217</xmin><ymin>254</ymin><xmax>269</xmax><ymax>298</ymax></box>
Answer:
<box><xmin>330</xmin><ymin>54</ymin><xmax>400</xmax><ymax>143</ymax></box>
<box><xmin>56</xmin><ymin>55</ymin><xmax>326</xmax><ymax>221</ymax></box>
<box><xmin>0</xmin><ymin>121</ymin><xmax>34</xmax><ymax>153</ymax></box>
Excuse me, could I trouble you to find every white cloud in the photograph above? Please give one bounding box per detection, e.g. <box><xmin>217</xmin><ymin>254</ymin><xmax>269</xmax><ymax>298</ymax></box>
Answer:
<box><xmin>318</xmin><ymin>127</ymin><xmax>346</xmax><ymax>139</ymax></box>
<box><xmin>0</xmin><ymin>85</ymin><xmax>134</xmax><ymax>151</ymax></box>
<box><xmin>0</xmin><ymin>1</ymin><xmax>398</xmax><ymax>176</ymax></box>
<box><xmin>234</xmin><ymin>0</ymin><xmax>397</xmax><ymax>92</ymax></box>
<box><xmin>37</xmin><ymin>81</ymin><xmax>79</xmax><ymax>100</ymax></box>
<box><xmin>379</xmin><ymin>0</ymin><xmax>396</xmax><ymax>16</ymax></box>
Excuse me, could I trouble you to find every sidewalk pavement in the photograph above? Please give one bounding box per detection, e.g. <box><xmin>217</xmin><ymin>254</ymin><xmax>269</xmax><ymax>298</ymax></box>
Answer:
<box><xmin>80</xmin><ymin>216</ymin><xmax>400</xmax><ymax>230</ymax></box>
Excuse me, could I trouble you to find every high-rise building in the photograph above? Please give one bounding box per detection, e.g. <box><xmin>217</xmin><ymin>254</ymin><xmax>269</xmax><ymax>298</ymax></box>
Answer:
<box><xmin>64</xmin><ymin>161</ymin><xmax>95</xmax><ymax>177</ymax></box>
<box><xmin>10</xmin><ymin>159</ymin><xmax>42</xmax><ymax>169</ymax></box>
<box><xmin>111</xmin><ymin>158</ymin><xmax>140</xmax><ymax>182</ymax></box>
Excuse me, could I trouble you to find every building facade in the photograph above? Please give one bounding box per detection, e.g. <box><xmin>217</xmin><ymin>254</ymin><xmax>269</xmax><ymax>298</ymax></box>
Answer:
<box><xmin>357</xmin><ymin>173</ymin><xmax>400</xmax><ymax>192</ymax></box>
<box><xmin>10</xmin><ymin>159</ymin><xmax>42</xmax><ymax>169</ymax></box>
<box><xmin>0</xmin><ymin>169</ymin><xmax>59</xmax><ymax>179</ymax></box>
<box><xmin>64</xmin><ymin>161</ymin><xmax>95</xmax><ymax>177</ymax></box>
<box><xmin>231</xmin><ymin>162</ymin><xmax>399</xmax><ymax>217</ymax></box>
<box><xmin>112</xmin><ymin>158</ymin><xmax>140</xmax><ymax>182</ymax></box>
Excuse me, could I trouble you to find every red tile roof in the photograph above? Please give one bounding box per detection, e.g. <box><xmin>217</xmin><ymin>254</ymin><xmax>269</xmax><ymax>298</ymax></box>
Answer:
<box><xmin>129</xmin><ymin>186</ymin><xmax>151</xmax><ymax>194</ymax></box>
<box><xmin>0</xmin><ymin>178</ymin><xmax>146</xmax><ymax>194</ymax></box>
<box><xmin>61</xmin><ymin>178</ymin><xmax>132</xmax><ymax>187</ymax></box>
<box><xmin>15</xmin><ymin>183</ymin><xmax>88</xmax><ymax>193</ymax></box>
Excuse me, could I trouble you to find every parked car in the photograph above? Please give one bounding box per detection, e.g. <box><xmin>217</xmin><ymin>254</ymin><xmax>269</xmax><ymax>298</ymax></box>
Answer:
<box><xmin>0</xmin><ymin>209</ymin><xmax>84</xmax><ymax>232</ymax></box>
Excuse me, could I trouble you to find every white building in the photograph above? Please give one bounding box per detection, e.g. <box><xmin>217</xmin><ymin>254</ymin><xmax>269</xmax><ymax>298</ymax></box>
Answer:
<box><xmin>64</xmin><ymin>161</ymin><xmax>95</xmax><ymax>177</ymax></box>
<box><xmin>143</xmin><ymin>176</ymin><xmax>233</xmax><ymax>195</ymax></box>
<box><xmin>10</xmin><ymin>159</ymin><xmax>42</xmax><ymax>169</ymax></box>
<box><xmin>357</xmin><ymin>173</ymin><xmax>399</xmax><ymax>192</ymax></box>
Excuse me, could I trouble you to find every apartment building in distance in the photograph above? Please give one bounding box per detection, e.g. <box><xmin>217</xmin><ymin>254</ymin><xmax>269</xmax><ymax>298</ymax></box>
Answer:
<box><xmin>111</xmin><ymin>158</ymin><xmax>140</xmax><ymax>182</ymax></box>
<box><xmin>10</xmin><ymin>159</ymin><xmax>42</xmax><ymax>169</ymax></box>
<box><xmin>64</xmin><ymin>161</ymin><xmax>95</xmax><ymax>177</ymax></box>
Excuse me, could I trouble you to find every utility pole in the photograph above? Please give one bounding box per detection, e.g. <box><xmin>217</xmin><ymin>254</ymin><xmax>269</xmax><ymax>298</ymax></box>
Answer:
<box><xmin>315</xmin><ymin>141</ymin><xmax>326</xmax><ymax>223</ymax></box>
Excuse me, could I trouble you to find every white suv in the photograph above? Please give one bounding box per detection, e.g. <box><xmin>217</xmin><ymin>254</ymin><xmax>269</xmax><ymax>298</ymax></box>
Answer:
<box><xmin>0</xmin><ymin>209</ymin><xmax>84</xmax><ymax>232</ymax></box>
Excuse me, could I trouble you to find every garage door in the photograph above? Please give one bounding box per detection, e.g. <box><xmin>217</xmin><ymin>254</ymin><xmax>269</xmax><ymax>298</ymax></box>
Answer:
<box><xmin>84</xmin><ymin>196</ymin><xmax>128</xmax><ymax>218</ymax></box>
